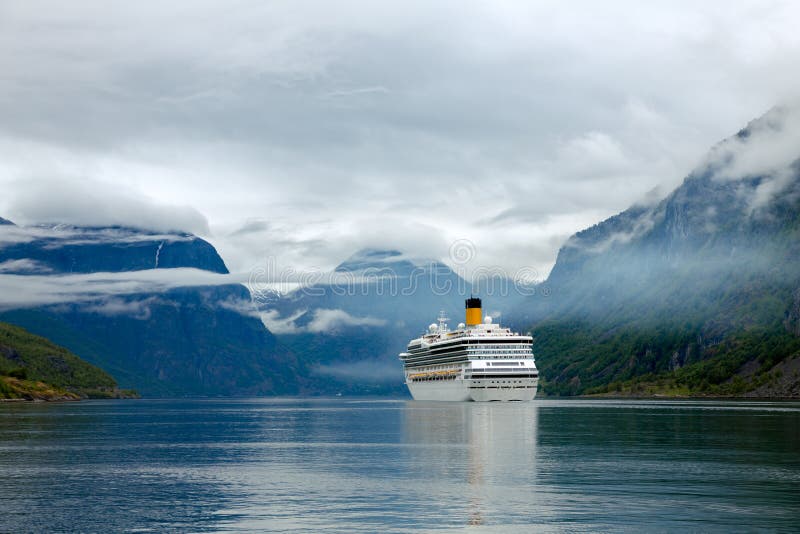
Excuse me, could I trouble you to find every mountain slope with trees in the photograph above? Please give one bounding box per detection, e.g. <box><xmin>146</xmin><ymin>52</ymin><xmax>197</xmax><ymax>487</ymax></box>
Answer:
<box><xmin>0</xmin><ymin>321</ymin><xmax>134</xmax><ymax>400</ymax></box>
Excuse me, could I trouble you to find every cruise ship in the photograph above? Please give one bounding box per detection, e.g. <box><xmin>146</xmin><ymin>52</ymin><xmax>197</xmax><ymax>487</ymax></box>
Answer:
<box><xmin>399</xmin><ymin>298</ymin><xmax>539</xmax><ymax>401</ymax></box>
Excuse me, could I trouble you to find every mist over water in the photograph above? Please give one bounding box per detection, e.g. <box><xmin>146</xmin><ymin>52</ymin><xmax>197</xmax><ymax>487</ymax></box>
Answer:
<box><xmin>1</xmin><ymin>398</ymin><xmax>798</xmax><ymax>532</ymax></box>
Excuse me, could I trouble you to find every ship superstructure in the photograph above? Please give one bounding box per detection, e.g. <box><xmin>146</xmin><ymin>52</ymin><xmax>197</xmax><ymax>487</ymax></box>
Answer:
<box><xmin>399</xmin><ymin>298</ymin><xmax>538</xmax><ymax>401</ymax></box>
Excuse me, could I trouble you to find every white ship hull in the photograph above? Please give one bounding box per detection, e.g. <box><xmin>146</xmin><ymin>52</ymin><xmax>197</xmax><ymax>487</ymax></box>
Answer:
<box><xmin>407</xmin><ymin>379</ymin><xmax>472</xmax><ymax>402</ymax></box>
<box><xmin>406</xmin><ymin>377</ymin><xmax>538</xmax><ymax>402</ymax></box>
<box><xmin>401</xmin><ymin>299</ymin><xmax>540</xmax><ymax>403</ymax></box>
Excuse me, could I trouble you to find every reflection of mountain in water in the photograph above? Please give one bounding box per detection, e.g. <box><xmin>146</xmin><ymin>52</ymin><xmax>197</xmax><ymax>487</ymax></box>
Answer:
<box><xmin>402</xmin><ymin>402</ymin><xmax>539</xmax><ymax>527</ymax></box>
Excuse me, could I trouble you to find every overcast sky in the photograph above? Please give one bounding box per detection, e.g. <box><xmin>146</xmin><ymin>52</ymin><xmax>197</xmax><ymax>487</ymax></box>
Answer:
<box><xmin>1</xmin><ymin>1</ymin><xmax>799</xmax><ymax>278</ymax></box>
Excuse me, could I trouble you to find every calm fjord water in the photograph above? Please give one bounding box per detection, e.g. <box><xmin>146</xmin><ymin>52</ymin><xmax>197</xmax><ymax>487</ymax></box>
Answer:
<box><xmin>1</xmin><ymin>398</ymin><xmax>798</xmax><ymax>533</ymax></box>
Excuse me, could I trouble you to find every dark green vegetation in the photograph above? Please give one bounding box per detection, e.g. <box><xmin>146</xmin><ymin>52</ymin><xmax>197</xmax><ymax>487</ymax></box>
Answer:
<box><xmin>514</xmin><ymin>107</ymin><xmax>800</xmax><ymax>397</ymax></box>
<box><xmin>0</xmin><ymin>322</ymin><xmax>135</xmax><ymax>400</ymax></box>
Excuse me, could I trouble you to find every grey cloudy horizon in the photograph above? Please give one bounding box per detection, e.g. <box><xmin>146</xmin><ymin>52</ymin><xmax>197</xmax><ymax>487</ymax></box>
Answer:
<box><xmin>1</xmin><ymin>0</ymin><xmax>799</xmax><ymax>277</ymax></box>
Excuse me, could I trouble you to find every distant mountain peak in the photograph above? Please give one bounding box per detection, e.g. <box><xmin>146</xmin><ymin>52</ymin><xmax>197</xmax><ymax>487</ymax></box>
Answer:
<box><xmin>335</xmin><ymin>248</ymin><xmax>436</xmax><ymax>273</ymax></box>
<box><xmin>348</xmin><ymin>248</ymin><xmax>404</xmax><ymax>261</ymax></box>
<box><xmin>734</xmin><ymin>104</ymin><xmax>788</xmax><ymax>140</ymax></box>
<box><xmin>0</xmin><ymin>217</ymin><xmax>14</xmax><ymax>226</ymax></box>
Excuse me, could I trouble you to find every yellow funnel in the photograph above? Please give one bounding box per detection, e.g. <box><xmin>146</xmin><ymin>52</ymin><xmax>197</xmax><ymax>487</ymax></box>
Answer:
<box><xmin>465</xmin><ymin>297</ymin><xmax>482</xmax><ymax>326</ymax></box>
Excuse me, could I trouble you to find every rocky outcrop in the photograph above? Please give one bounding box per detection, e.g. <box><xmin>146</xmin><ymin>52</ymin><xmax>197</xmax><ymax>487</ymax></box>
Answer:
<box><xmin>784</xmin><ymin>288</ymin><xmax>800</xmax><ymax>337</ymax></box>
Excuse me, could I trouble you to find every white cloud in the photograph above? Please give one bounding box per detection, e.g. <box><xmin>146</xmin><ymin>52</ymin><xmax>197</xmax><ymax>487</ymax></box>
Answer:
<box><xmin>5</xmin><ymin>177</ymin><xmax>210</xmax><ymax>235</ymax></box>
<box><xmin>81</xmin><ymin>297</ymin><xmax>159</xmax><ymax>320</ymax></box>
<box><xmin>0</xmin><ymin>259</ymin><xmax>53</xmax><ymax>274</ymax></box>
<box><xmin>0</xmin><ymin>224</ymin><xmax>197</xmax><ymax>247</ymax></box>
<box><xmin>565</xmin><ymin>206</ymin><xmax>662</xmax><ymax>254</ymax></box>
<box><xmin>702</xmin><ymin>103</ymin><xmax>800</xmax><ymax>212</ymax></box>
<box><xmin>258</xmin><ymin>308</ymin><xmax>386</xmax><ymax>334</ymax></box>
<box><xmin>258</xmin><ymin>309</ymin><xmax>307</xmax><ymax>335</ymax></box>
<box><xmin>706</xmin><ymin>104</ymin><xmax>800</xmax><ymax>181</ymax></box>
<box><xmin>0</xmin><ymin>268</ymin><xmax>243</xmax><ymax>310</ymax></box>
<box><xmin>216</xmin><ymin>296</ymin><xmax>262</xmax><ymax>318</ymax></box>
<box><xmin>306</xmin><ymin>309</ymin><xmax>387</xmax><ymax>333</ymax></box>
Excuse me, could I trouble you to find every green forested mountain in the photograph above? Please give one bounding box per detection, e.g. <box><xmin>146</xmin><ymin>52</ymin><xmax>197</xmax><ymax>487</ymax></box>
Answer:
<box><xmin>0</xmin><ymin>322</ymin><xmax>132</xmax><ymax>400</ymax></box>
<box><xmin>513</xmin><ymin>106</ymin><xmax>800</xmax><ymax>397</ymax></box>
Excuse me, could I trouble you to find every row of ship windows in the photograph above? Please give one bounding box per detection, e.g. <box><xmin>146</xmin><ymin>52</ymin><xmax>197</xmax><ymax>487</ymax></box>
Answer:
<box><xmin>477</xmin><ymin>355</ymin><xmax>529</xmax><ymax>359</ymax></box>
<box><xmin>466</xmin><ymin>343</ymin><xmax>531</xmax><ymax>350</ymax></box>
<box><xmin>464</xmin><ymin>374</ymin><xmax>539</xmax><ymax>380</ymax></box>
<box><xmin>407</xmin><ymin>361</ymin><xmax>535</xmax><ymax>374</ymax></box>
<box><xmin>410</xmin><ymin>376</ymin><xmax>537</xmax><ymax>382</ymax></box>
<box><xmin>406</xmin><ymin>355</ymin><xmax>529</xmax><ymax>365</ymax></box>
<box><xmin>468</xmin><ymin>386</ymin><xmax>537</xmax><ymax>389</ymax></box>
<box><xmin>465</xmin><ymin>344</ymin><xmax>531</xmax><ymax>351</ymax></box>
<box><xmin>472</xmin><ymin>368</ymin><xmax>533</xmax><ymax>373</ymax></box>
<box><xmin>407</xmin><ymin>363</ymin><xmax>531</xmax><ymax>375</ymax></box>
<box><xmin>467</xmin><ymin>351</ymin><xmax>531</xmax><ymax>356</ymax></box>
<box><xmin>409</xmin><ymin>346</ymin><xmax>529</xmax><ymax>353</ymax></box>
<box><xmin>472</xmin><ymin>380</ymin><xmax>532</xmax><ymax>384</ymax></box>
<box><xmin>409</xmin><ymin>344</ymin><xmax>530</xmax><ymax>353</ymax></box>
<box><xmin>422</xmin><ymin>349</ymin><xmax>530</xmax><ymax>356</ymax></box>
<box><xmin>410</xmin><ymin>375</ymin><xmax>457</xmax><ymax>382</ymax></box>
<box><xmin>415</xmin><ymin>364</ymin><xmax>459</xmax><ymax>372</ymax></box>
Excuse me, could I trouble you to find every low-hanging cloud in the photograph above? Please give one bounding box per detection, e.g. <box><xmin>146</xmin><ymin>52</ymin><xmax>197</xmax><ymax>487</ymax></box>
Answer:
<box><xmin>6</xmin><ymin>177</ymin><xmax>210</xmax><ymax>235</ymax></box>
<box><xmin>307</xmin><ymin>308</ymin><xmax>387</xmax><ymax>332</ymax></box>
<box><xmin>80</xmin><ymin>296</ymin><xmax>160</xmax><ymax>320</ymax></box>
<box><xmin>258</xmin><ymin>308</ymin><xmax>386</xmax><ymax>334</ymax></box>
<box><xmin>0</xmin><ymin>259</ymin><xmax>53</xmax><ymax>274</ymax></box>
<box><xmin>563</xmin><ymin>204</ymin><xmax>664</xmax><ymax>255</ymax></box>
<box><xmin>0</xmin><ymin>268</ymin><xmax>243</xmax><ymax>310</ymax></box>
<box><xmin>702</xmin><ymin>103</ymin><xmax>800</xmax><ymax>212</ymax></box>
<box><xmin>312</xmin><ymin>359</ymin><xmax>401</xmax><ymax>383</ymax></box>
<box><xmin>706</xmin><ymin>104</ymin><xmax>800</xmax><ymax>182</ymax></box>
<box><xmin>0</xmin><ymin>224</ymin><xmax>198</xmax><ymax>248</ymax></box>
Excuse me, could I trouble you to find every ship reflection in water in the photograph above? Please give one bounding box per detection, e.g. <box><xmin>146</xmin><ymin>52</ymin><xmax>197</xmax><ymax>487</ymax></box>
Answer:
<box><xmin>403</xmin><ymin>401</ymin><xmax>539</xmax><ymax>528</ymax></box>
